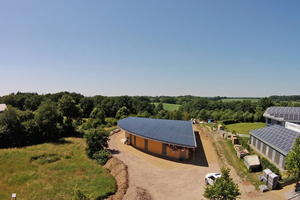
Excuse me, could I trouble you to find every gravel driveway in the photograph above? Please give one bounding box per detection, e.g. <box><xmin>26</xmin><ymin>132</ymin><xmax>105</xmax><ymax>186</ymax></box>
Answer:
<box><xmin>108</xmin><ymin>125</ymin><xmax>220</xmax><ymax>200</ymax></box>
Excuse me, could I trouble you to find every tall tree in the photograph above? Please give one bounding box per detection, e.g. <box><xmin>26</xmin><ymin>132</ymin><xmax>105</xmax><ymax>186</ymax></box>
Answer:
<box><xmin>80</xmin><ymin>97</ymin><xmax>94</xmax><ymax>118</ymax></box>
<box><xmin>58</xmin><ymin>95</ymin><xmax>82</xmax><ymax>124</ymax></box>
<box><xmin>35</xmin><ymin>99</ymin><xmax>63</xmax><ymax>139</ymax></box>
<box><xmin>285</xmin><ymin>136</ymin><xmax>300</xmax><ymax>191</ymax></box>
<box><xmin>0</xmin><ymin>106</ymin><xmax>23</xmax><ymax>147</ymax></box>
<box><xmin>257</xmin><ymin>97</ymin><xmax>274</xmax><ymax>111</ymax></box>
<box><xmin>204</xmin><ymin>166</ymin><xmax>240</xmax><ymax>200</ymax></box>
<box><xmin>115</xmin><ymin>106</ymin><xmax>130</xmax><ymax>119</ymax></box>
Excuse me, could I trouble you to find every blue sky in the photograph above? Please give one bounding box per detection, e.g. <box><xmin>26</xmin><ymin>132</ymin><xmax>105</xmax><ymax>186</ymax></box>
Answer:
<box><xmin>1</xmin><ymin>1</ymin><xmax>299</xmax><ymax>97</ymax></box>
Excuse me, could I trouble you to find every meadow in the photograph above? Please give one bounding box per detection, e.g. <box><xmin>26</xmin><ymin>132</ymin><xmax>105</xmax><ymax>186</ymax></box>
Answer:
<box><xmin>220</xmin><ymin>98</ymin><xmax>260</xmax><ymax>103</ymax></box>
<box><xmin>153</xmin><ymin>103</ymin><xmax>181</xmax><ymax>112</ymax></box>
<box><xmin>225</xmin><ymin>122</ymin><xmax>266</xmax><ymax>135</ymax></box>
<box><xmin>0</xmin><ymin>137</ymin><xmax>116</xmax><ymax>200</ymax></box>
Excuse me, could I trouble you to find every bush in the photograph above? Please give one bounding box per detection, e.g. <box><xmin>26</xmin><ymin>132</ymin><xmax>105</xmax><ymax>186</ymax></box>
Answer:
<box><xmin>237</xmin><ymin>135</ymin><xmax>251</xmax><ymax>152</ymax></box>
<box><xmin>93</xmin><ymin>150</ymin><xmax>111</xmax><ymax>165</ymax></box>
<box><xmin>105</xmin><ymin>117</ymin><xmax>118</xmax><ymax>127</ymax></box>
<box><xmin>259</xmin><ymin>155</ymin><xmax>282</xmax><ymax>180</ymax></box>
<box><xmin>71</xmin><ymin>184</ymin><xmax>92</xmax><ymax>200</ymax></box>
<box><xmin>84</xmin><ymin>128</ymin><xmax>109</xmax><ymax>158</ymax></box>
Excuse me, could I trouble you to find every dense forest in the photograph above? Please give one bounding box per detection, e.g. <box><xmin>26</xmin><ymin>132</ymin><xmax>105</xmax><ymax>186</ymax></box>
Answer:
<box><xmin>0</xmin><ymin>92</ymin><xmax>299</xmax><ymax>148</ymax></box>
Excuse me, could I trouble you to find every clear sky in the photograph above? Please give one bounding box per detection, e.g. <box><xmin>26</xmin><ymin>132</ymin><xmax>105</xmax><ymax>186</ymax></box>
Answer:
<box><xmin>1</xmin><ymin>1</ymin><xmax>299</xmax><ymax>97</ymax></box>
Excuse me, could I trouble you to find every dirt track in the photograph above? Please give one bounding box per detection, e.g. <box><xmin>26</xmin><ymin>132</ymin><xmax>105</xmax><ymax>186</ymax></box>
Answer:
<box><xmin>108</xmin><ymin>124</ymin><xmax>295</xmax><ymax>200</ymax></box>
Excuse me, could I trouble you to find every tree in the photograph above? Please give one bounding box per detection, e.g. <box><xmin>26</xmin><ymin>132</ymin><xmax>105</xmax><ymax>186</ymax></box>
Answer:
<box><xmin>35</xmin><ymin>99</ymin><xmax>63</xmax><ymax>140</ymax></box>
<box><xmin>115</xmin><ymin>106</ymin><xmax>130</xmax><ymax>119</ymax></box>
<box><xmin>58</xmin><ymin>94</ymin><xmax>82</xmax><ymax>122</ymax></box>
<box><xmin>156</xmin><ymin>110</ymin><xmax>169</xmax><ymax>119</ymax></box>
<box><xmin>58</xmin><ymin>95</ymin><xmax>82</xmax><ymax>134</ymax></box>
<box><xmin>80</xmin><ymin>97</ymin><xmax>94</xmax><ymax>118</ymax></box>
<box><xmin>154</xmin><ymin>102</ymin><xmax>164</xmax><ymax>114</ymax></box>
<box><xmin>84</xmin><ymin>128</ymin><xmax>109</xmax><ymax>158</ymax></box>
<box><xmin>204</xmin><ymin>166</ymin><xmax>240</xmax><ymax>200</ymax></box>
<box><xmin>172</xmin><ymin>109</ymin><xmax>183</xmax><ymax>120</ymax></box>
<box><xmin>257</xmin><ymin>97</ymin><xmax>274</xmax><ymax>111</ymax></box>
<box><xmin>285</xmin><ymin>136</ymin><xmax>300</xmax><ymax>191</ymax></box>
<box><xmin>89</xmin><ymin>107</ymin><xmax>106</xmax><ymax>124</ymax></box>
<box><xmin>198</xmin><ymin>109</ymin><xmax>210</xmax><ymax>121</ymax></box>
<box><xmin>0</xmin><ymin>106</ymin><xmax>23</xmax><ymax>147</ymax></box>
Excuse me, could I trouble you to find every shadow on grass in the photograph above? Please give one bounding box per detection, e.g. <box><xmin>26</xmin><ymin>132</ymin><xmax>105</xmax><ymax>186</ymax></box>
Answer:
<box><xmin>50</xmin><ymin>138</ymin><xmax>73</xmax><ymax>145</ymax></box>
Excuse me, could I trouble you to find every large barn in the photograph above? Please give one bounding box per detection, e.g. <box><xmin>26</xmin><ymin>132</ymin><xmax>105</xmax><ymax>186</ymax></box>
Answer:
<box><xmin>117</xmin><ymin>117</ymin><xmax>197</xmax><ymax>161</ymax></box>
<box><xmin>250</xmin><ymin>107</ymin><xmax>300</xmax><ymax>170</ymax></box>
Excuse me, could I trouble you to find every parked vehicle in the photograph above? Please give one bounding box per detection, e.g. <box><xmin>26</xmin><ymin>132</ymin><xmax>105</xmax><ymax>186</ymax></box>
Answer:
<box><xmin>205</xmin><ymin>173</ymin><xmax>222</xmax><ymax>186</ymax></box>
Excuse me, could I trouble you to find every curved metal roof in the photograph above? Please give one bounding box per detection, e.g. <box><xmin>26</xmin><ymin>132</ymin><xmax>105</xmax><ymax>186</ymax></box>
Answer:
<box><xmin>263</xmin><ymin>107</ymin><xmax>300</xmax><ymax>122</ymax></box>
<box><xmin>118</xmin><ymin>117</ymin><xmax>196</xmax><ymax>148</ymax></box>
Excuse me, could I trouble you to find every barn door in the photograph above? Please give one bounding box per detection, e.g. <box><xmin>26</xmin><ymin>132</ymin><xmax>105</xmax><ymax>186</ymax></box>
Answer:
<box><xmin>162</xmin><ymin>144</ymin><xmax>167</xmax><ymax>156</ymax></box>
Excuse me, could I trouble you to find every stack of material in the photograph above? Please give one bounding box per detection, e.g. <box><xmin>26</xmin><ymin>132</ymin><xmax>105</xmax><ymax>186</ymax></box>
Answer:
<box><xmin>262</xmin><ymin>169</ymin><xmax>278</xmax><ymax>190</ymax></box>
<box><xmin>232</xmin><ymin>134</ymin><xmax>238</xmax><ymax>144</ymax></box>
<box><xmin>235</xmin><ymin>145</ymin><xmax>250</xmax><ymax>158</ymax></box>
<box><xmin>263</xmin><ymin>168</ymin><xmax>272</xmax><ymax>185</ymax></box>
<box><xmin>267</xmin><ymin>172</ymin><xmax>279</xmax><ymax>190</ymax></box>
<box><xmin>244</xmin><ymin>155</ymin><xmax>260</xmax><ymax>169</ymax></box>
<box><xmin>259</xmin><ymin>185</ymin><xmax>269</xmax><ymax>192</ymax></box>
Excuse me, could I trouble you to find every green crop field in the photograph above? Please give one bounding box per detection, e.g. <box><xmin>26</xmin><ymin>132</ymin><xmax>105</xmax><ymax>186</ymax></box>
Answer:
<box><xmin>0</xmin><ymin>137</ymin><xmax>116</xmax><ymax>200</ymax></box>
<box><xmin>153</xmin><ymin>103</ymin><xmax>181</xmax><ymax>112</ymax></box>
<box><xmin>221</xmin><ymin>98</ymin><xmax>260</xmax><ymax>103</ymax></box>
<box><xmin>225</xmin><ymin>122</ymin><xmax>265</xmax><ymax>135</ymax></box>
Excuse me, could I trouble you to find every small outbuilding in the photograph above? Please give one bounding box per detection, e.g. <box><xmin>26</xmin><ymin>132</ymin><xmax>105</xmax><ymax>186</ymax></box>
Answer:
<box><xmin>244</xmin><ymin>155</ymin><xmax>260</xmax><ymax>169</ymax></box>
<box><xmin>118</xmin><ymin>117</ymin><xmax>197</xmax><ymax>161</ymax></box>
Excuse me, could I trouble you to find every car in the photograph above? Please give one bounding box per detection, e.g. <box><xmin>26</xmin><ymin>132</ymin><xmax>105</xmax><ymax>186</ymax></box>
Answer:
<box><xmin>205</xmin><ymin>173</ymin><xmax>222</xmax><ymax>186</ymax></box>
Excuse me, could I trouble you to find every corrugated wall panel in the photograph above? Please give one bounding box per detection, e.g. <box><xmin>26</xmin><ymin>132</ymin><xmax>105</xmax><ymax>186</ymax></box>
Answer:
<box><xmin>274</xmin><ymin>151</ymin><xmax>280</xmax><ymax>165</ymax></box>
<box><xmin>268</xmin><ymin>147</ymin><xmax>273</xmax><ymax>159</ymax></box>
<box><xmin>262</xmin><ymin>143</ymin><xmax>267</xmax><ymax>155</ymax></box>
<box><xmin>257</xmin><ymin>140</ymin><xmax>261</xmax><ymax>151</ymax></box>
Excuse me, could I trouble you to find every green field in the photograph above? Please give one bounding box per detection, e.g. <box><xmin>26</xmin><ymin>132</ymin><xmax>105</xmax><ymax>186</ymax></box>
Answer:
<box><xmin>225</xmin><ymin>122</ymin><xmax>265</xmax><ymax>135</ymax></box>
<box><xmin>0</xmin><ymin>138</ymin><xmax>116</xmax><ymax>200</ymax></box>
<box><xmin>221</xmin><ymin>98</ymin><xmax>260</xmax><ymax>103</ymax></box>
<box><xmin>153</xmin><ymin>103</ymin><xmax>181</xmax><ymax>112</ymax></box>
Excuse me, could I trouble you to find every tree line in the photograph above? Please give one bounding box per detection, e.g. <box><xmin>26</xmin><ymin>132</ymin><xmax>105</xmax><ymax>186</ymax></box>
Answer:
<box><xmin>1</xmin><ymin>92</ymin><xmax>300</xmax><ymax>148</ymax></box>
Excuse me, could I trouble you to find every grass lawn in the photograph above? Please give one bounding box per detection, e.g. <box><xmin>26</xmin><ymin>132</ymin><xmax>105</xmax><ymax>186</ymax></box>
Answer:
<box><xmin>0</xmin><ymin>137</ymin><xmax>116</xmax><ymax>200</ymax></box>
<box><xmin>213</xmin><ymin>138</ymin><xmax>262</xmax><ymax>189</ymax></box>
<box><xmin>153</xmin><ymin>103</ymin><xmax>181</xmax><ymax>112</ymax></box>
<box><xmin>221</xmin><ymin>98</ymin><xmax>260</xmax><ymax>103</ymax></box>
<box><xmin>225</xmin><ymin>122</ymin><xmax>265</xmax><ymax>135</ymax></box>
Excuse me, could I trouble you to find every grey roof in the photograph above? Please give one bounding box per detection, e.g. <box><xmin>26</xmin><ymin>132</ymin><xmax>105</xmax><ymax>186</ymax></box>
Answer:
<box><xmin>263</xmin><ymin>107</ymin><xmax>300</xmax><ymax>122</ymax></box>
<box><xmin>118</xmin><ymin>117</ymin><xmax>196</xmax><ymax>148</ymax></box>
<box><xmin>250</xmin><ymin>124</ymin><xmax>300</xmax><ymax>156</ymax></box>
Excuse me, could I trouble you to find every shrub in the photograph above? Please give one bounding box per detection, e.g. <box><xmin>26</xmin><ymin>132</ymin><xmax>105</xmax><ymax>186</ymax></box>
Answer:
<box><xmin>71</xmin><ymin>184</ymin><xmax>92</xmax><ymax>200</ymax></box>
<box><xmin>259</xmin><ymin>155</ymin><xmax>282</xmax><ymax>180</ymax></box>
<box><xmin>105</xmin><ymin>118</ymin><xmax>118</xmax><ymax>127</ymax></box>
<box><xmin>237</xmin><ymin>135</ymin><xmax>251</xmax><ymax>152</ymax></box>
<box><xmin>93</xmin><ymin>150</ymin><xmax>111</xmax><ymax>165</ymax></box>
<box><xmin>84</xmin><ymin>128</ymin><xmax>109</xmax><ymax>158</ymax></box>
